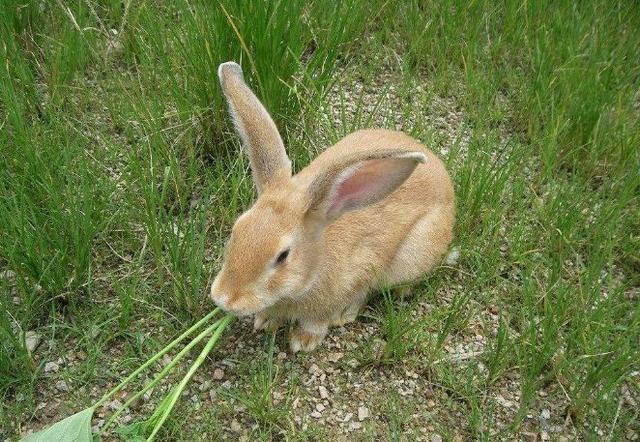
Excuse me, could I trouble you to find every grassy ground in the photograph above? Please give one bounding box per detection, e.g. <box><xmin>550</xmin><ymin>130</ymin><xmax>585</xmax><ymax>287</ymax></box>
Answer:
<box><xmin>1</xmin><ymin>1</ymin><xmax>639</xmax><ymax>440</ymax></box>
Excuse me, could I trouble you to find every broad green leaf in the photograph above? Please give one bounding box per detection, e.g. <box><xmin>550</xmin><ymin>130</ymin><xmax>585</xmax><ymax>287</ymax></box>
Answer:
<box><xmin>21</xmin><ymin>407</ymin><xmax>94</xmax><ymax>442</ymax></box>
<box><xmin>117</xmin><ymin>421</ymin><xmax>148</xmax><ymax>442</ymax></box>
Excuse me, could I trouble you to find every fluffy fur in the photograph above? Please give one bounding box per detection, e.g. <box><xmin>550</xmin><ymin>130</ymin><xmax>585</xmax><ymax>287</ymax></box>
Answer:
<box><xmin>210</xmin><ymin>62</ymin><xmax>455</xmax><ymax>352</ymax></box>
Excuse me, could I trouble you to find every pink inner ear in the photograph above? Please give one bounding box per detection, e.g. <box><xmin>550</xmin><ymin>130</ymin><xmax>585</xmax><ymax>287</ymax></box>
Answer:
<box><xmin>329</xmin><ymin>160</ymin><xmax>388</xmax><ymax>214</ymax></box>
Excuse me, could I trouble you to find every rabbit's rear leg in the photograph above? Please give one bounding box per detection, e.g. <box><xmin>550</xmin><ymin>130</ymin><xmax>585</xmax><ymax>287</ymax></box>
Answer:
<box><xmin>386</xmin><ymin>207</ymin><xmax>453</xmax><ymax>285</ymax></box>
<box><xmin>289</xmin><ymin>320</ymin><xmax>328</xmax><ymax>352</ymax></box>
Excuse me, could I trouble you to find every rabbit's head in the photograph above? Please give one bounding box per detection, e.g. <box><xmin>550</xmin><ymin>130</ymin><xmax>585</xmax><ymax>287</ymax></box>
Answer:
<box><xmin>210</xmin><ymin>62</ymin><xmax>426</xmax><ymax>316</ymax></box>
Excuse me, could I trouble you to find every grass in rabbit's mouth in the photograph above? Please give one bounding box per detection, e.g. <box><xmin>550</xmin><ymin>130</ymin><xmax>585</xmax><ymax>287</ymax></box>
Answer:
<box><xmin>21</xmin><ymin>310</ymin><xmax>235</xmax><ymax>441</ymax></box>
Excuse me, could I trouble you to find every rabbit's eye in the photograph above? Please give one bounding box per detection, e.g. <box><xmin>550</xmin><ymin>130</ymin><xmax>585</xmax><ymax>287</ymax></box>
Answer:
<box><xmin>275</xmin><ymin>248</ymin><xmax>290</xmax><ymax>266</ymax></box>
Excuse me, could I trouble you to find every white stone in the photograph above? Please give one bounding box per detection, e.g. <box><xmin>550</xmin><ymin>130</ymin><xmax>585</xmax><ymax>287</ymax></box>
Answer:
<box><xmin>230</xmin><ymin>419</ymin><xmax>242</xmax><ymax>433</ymax></box>
<box><xmin>495</xmin><ymin>395</ymin><xmax>513</xmax><ymax>409</ymax></box>
<box><xmin>318</xmin><ymin>385</ymin><xmax>329</xmax><ymax>399</ymax></box>
<box><xmin>44</xmin><ymin>362</ymin><xmax>59</xmax><ymax>373</ymax></box>
<box><xmin>445</xmin><ymin>247</ymin><xmax>460</xmax><ymax>265</ymax></box>
<box><xmin>24</xmin><ymin>331</ymin><xmax>41</xmax><ymax>353</ymax></box>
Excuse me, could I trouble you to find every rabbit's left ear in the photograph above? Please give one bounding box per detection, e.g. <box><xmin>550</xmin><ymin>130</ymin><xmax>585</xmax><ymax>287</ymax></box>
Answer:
<box><xmin>306</xmin><ymin>150</ymin><xmax>427</xmax><ymax>222</ymax></box>
<box><xmin>218</xmin><ymin>62</ymin><xmax>291</xmax><ymax>193</ymax></box>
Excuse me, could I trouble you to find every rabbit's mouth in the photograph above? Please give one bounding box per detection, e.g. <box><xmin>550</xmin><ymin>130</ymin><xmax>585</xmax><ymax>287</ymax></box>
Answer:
<box><xmin>210</xmin><ymin>284</ymin><xmax>268</xmax><ymax>317</ymax></box>
<box><xmin>211</xmin><ymin>294</ymin><xmax>261</xmax><ymax>316</ymax></box>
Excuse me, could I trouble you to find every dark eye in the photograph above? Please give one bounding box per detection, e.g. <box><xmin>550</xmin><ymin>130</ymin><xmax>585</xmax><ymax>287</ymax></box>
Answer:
<box><xmin>275</xmin><ymin>248</ymin><xmax>290</xmax><ymax>265</ymax></box>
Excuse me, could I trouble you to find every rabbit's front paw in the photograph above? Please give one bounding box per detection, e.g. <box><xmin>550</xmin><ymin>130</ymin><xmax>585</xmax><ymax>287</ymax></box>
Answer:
<box><xmin>254</xmin><ymin>311</ymin><xmax>285</xmax><ymax>332</ymax></box>
<box><xmin>289</xmin><ymin>322</ymin><xmax>328</xmax><ymax>353</ymax></box>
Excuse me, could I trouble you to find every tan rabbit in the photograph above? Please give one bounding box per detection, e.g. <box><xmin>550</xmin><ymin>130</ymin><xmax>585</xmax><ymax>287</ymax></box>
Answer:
<box><xmin>210</xmin><ymin>62</ymin><xmax>455</xmax><ymax>352</ymax></box>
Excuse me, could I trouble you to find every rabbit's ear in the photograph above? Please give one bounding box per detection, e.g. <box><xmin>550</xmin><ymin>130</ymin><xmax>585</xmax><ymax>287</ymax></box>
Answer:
<box><xmin>218</xmin><ymin>62</ymin><xmax>291</xmax><ymax>193</ymax></box>
<box><xmin>306</xmin><ymin>150</ymin><xmax>427</xmax><ymax>222</ymax></box>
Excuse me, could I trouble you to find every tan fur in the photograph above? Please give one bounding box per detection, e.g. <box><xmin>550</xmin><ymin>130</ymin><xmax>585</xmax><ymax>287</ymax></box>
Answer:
<box><xmin>211</xmin><ymin>62</ymin><xmax>455</xmax><ymax>352</ymax></box>
<box><xmin>218</xmin><ymin>62</ymin><xmax>291</xmax><ymax>193</ymax></box>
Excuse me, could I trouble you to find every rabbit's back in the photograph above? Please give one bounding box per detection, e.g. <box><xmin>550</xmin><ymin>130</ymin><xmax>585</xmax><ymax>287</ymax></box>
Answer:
<box><xmin>296</xmin><ymin>129</ymin><xmax>455</xmax><ymax>316</ymax></box>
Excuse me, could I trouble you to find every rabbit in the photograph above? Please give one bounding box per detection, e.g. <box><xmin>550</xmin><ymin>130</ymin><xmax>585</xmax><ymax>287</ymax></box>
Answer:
<box><xmin>210</xmin><ymin>61</ymin><xmax>455</xmax><ymax>352</ymax></box>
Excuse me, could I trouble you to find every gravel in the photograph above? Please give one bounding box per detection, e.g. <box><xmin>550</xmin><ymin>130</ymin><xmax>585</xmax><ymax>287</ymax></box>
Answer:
<box><xmin>43</xmin><ymin>362</ymin><xmax>60</xmax><ymax>373</ymax></box>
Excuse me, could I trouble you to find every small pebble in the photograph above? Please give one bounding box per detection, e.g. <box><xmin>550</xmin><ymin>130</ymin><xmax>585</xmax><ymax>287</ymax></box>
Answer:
<box><xmin>24</xmin><ymin>331</ymin><xmax>41</xmax><ymax>354</ymax></box>
<box><xmin>212</xmin><ymin>368</ymin><xmax>225</xmax><ymax>380</ymax></box>
<box><xmin>230</xmin><ymin>419</ymin><xmax>242</xmax><ymax>433</ymax></box>
<box><xmin>445</xmin><ymin>246</ymin><xmax>460</xmax><ymax>265</ymax></box>
<box><xmin>91</xmin><ymin>419</ymin><xmax>105</xmax><ymax>433</ymax></box>
<box><xmin>318</xmin><ymin>385</ymin><xmax>329</xmax><ymax>399</ymax></box>
<box><xmin>44</xmin><ymin>362</ymin><xmax>59</xmax><ymax>373</ymax></box>
<box><xmin>108</xmin><ymin>399</ymin><xmax>123</xmax><ymax>411</ymax></box>
<box><xmin>358</xmin><ymin>406</ymin><xmax>370</xmax><ymax>421</ymax></box>
<box><xmin>326</xmin><ymin>352</ymin><xmax>344</xmax><ymax>363</ymax></box>
<box><xmin>495</xmin><ymin>395</ymin><xmax>513</xmax><ymax>409</ymax></box>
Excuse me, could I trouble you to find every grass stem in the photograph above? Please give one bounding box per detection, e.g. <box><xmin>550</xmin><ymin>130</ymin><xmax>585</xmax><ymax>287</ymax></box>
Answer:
<box><xmin>146</xmin><ymin>315</ymin><xmax>235</xmax><ymax>441</ymax></box>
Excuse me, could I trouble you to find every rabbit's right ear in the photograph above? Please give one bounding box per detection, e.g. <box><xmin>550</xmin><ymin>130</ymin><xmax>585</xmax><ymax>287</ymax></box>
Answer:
<box><xmin>305</xmin><ymin>149</ymin><xmax>427</xmax><ymax>223</ymax></box>
<box><xmin>218</xmin><ymin>62</ymin><xmax>291</xmax><ymax>193</ymax></box>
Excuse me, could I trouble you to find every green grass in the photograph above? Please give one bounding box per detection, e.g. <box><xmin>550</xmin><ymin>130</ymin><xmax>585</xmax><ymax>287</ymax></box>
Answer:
<box><xmin>1</xmin><ymin>0</ymin><xmax>639</xmax><ymax>440</ymax></box>
<box><xmin>221</xmin><ymin>333</ymin><xmax>294</xmax><ymax>439</ymax></box>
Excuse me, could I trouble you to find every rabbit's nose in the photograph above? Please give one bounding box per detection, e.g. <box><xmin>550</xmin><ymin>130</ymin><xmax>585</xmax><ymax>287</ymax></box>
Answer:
<box><xmin>210</xmin><ymin>288</ymin><xmax>229</xmax><ymax>308</ymax></box>
<box><xmin>213</xmin><ymin>293</ymin><xmax>245</xmax><ymax>315</ymax></box>
<box><xmin>209</xmin><ymin>280</ymin><xmax>229</xmax><ymax>308</ymax></box>
<box><xmin>215</xmin><ymin>294</ymin><xmax>234</xmax><ymax>313</ymax></box>
<box><xmin>210</xmin><ymin>274</ymin><xmax>227</xmax><ymax>304</ymax></box>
